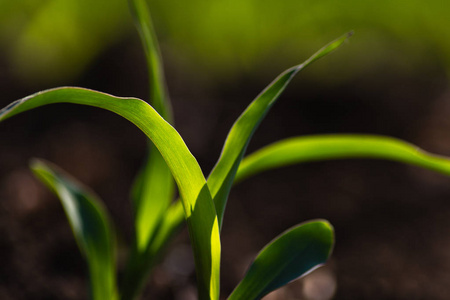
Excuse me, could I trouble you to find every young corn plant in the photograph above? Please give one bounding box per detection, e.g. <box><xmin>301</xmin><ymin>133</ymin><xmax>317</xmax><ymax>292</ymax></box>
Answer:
<box><xmin>3</xmin><ymin>0</ymin><xmax>450</xmax><ymax>299</ymax></box>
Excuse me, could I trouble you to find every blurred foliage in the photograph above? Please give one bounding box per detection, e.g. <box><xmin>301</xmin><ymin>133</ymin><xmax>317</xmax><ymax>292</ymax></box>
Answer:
<box><xmin>151</xmin><ymin>0</ymin><xmax>450</xmax><ymax>82</ymax></box>
<box><xmin>1</xmin><ymin>0</ymin><xmax>449</xmax><ymax>85</ymax></box>
<box><xmin>0</xmin><ymin>0</ymin><xmax>131</xmax><ymax>84</ymax></box>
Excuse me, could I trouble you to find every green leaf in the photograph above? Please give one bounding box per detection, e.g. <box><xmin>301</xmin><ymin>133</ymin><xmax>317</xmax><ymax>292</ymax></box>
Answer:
<box><xmin>236</xmin><ymin>134</ymin><xmax>450</xmax><ymax>182</ymax></box>
<box><xmin>0</xmin><ymin>87</ymin><xmax>220</xmax><ymax>300</ymax></box>
<box><xmin>128</xmin><ymin>0</ymin><xmax>174</xmax><ymax>251</ymax></box>
<box><xmin>122</xmin><ymin>1</ymin><xmax>175</xmax><ymax>298</ymax></box>
<box><xmin>120</xmin><ymin>201</ymin><xmax>187</xmax><ymax>300</ymax></box>
<box><xmin>121</xmin><ymin>145</ymin><xmax>175</xmax><ymax>300</ymax></box>
<box><xmin>145</xmin><ymin>198</ymin><xmax>186</xmax><ymax>262</ymax></box>
<box><xmin>30</xmin><ymin>159</ymin><xmax>117</xmax><ymax>300</ymax></box>
<box><xmin>148</xmin><ymin>132</ymin><xmax>450</xmax><ymax>250</ymax></box>
<box><xmin>128</xmin><ymin>0</ymin><xmax>172</xmax><ymax>121</ymax></box>
<box><xmin>228</xmin><ymin>220</ymin><xmax>334</xmax><ymax>300</ymax></box>
<box><xmin>128</xmin><ymin>0</ymin><xmax>174</xmax><ymax>250</ymax></box>
<box><xmin>130</xmin><ymin>145</ymin><xmax>174</xmax><ymax>253</ymax></box>
<box><xmin>207</xmin><ymin>32</ymin><xmax>352</xmax><ymax>229</ymax></box>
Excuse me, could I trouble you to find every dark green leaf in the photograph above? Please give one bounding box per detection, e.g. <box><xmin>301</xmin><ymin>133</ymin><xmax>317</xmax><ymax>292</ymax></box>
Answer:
<box><xmin>228</xmin><ymin>220</ymin><xmax>334</xmax><ymax>300</ymax></box>
<box><xmin>30</xmin><ymin>159</ymin><xmax>117</xmax><ymax>300</ymax></box>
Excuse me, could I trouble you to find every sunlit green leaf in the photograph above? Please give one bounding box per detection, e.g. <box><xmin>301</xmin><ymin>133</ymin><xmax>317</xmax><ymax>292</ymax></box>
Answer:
<box><xmin>122</xmin><ymin>1</ymin><xmax>175</xmax><ymax>298</ymax></box>
<box><xmin>30</xmin><ymin>159</ymin><xmax>117</xmax><ymax>300</ymax></box>
<box><xmin>130</xmin><ymin>146</ymin><xmax>174</xmax><ymax>253</ymax></box>
<box><xmin>0</xmin><ymin>87</ymin><xmax>220</xmax><ymax>300</ymax></box>
<box><xmin>144</xmin><ymin>198</ymin><xmax>186</xmax><ymax>263</ymax></box>
<box><xmin>143</xmin><ymin>30</ymin><xmax>354</xmax><ymax>294</ymax></box>
<box><xmin>128</xmin><ymin>0</ymin><xmax>174</xmax><ymax>251</ymax></box>
<box><xmin>128</xmin><ymin>0</ymin><xmax>174</xmax><ymax>252</ymax></box>
<box><xmin>121</xmin><ymin>145</ymin><xmax>175</xmax><ymax>300</ymax></box>
<box><xmin>228</xmin><ymin>220</ymin><xmax>334</xmax><ymax>300</ymax></box>
<box><xmin>207</xmin><ymin>32</ymin><xmax>352</xmax><ymax>229</ymax></box>
<box><xmin>236</xmin><ymin>134</ymin><xmax>450</xmax><ymax>182</ymax></box>
<box><xmin>152</xmin><ymin>132</ymin><xmax>450</xmax><ymax>289</ymax></box>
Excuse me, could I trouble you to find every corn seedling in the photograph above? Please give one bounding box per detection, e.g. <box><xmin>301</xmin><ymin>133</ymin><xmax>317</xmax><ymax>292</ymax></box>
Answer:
<box><xmin>2</xmin><ymin>1</ymin><xmax>450</xmax><ymax>299</ymax></box>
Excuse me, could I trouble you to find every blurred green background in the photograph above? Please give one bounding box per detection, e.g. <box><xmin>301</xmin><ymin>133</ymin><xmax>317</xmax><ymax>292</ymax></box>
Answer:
<box><xmin>1</xmin><ymin>0</ymin><xmax>449</xmax><ymax>85</ymax></box>
<box><xmin>2</xmin><ymin>1</ymin><xmax>450</xmax><ymax>300</ymax></box>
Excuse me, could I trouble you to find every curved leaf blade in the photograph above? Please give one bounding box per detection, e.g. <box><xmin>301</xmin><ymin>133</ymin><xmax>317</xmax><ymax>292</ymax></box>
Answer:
<box><xmin>124</xmin><ymin>1</ymin><xmax>176</xmax><ymax>298</ymax></box>
<box><xmin>30</xmin><ymin>159</ymin><xmax>117</xmax><ymax>300</ymax></box>
<box><xmin>236</xmin><ymin>134</ymin><xmax>450</xmax><ymax>182</ymax></box>
<box><xmin>207</xmin><ymin>32</ymin><xmax>352</xmax><ymax>229</ymax></box>
<box><xmin>127</xmin><ymin>0</ymin><xmax>174</xmax><ymax>254</ymax></box>
<box><xmin>128</xmin><ymin>0</ymin><xmax>175</xmax><ymax>250</ymax></box>
<box><xmin>228</xmin><ymin>220</ymin><xmax>334</xmax><ymax>300</ymax></box>
<box><xmin>149</xmin><ymin>132</ymin><xmax>450</xmax><ymax>288</ymax></box>
<box><xmin>0</xmin><ymin>87</ymin><xmax>220</xmax><ymax>300</ymax></box>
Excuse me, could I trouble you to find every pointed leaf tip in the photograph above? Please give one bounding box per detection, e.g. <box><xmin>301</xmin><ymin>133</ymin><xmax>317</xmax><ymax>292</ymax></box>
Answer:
<box><xmin>208</xmin><ymin>32</ymin><xmax>352</xmax><ymax>230</ymax></box>
<box><xmin>30</xmin><ymin>159</ymin><xmax>118</xmax><ymax>300</ymax></box>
